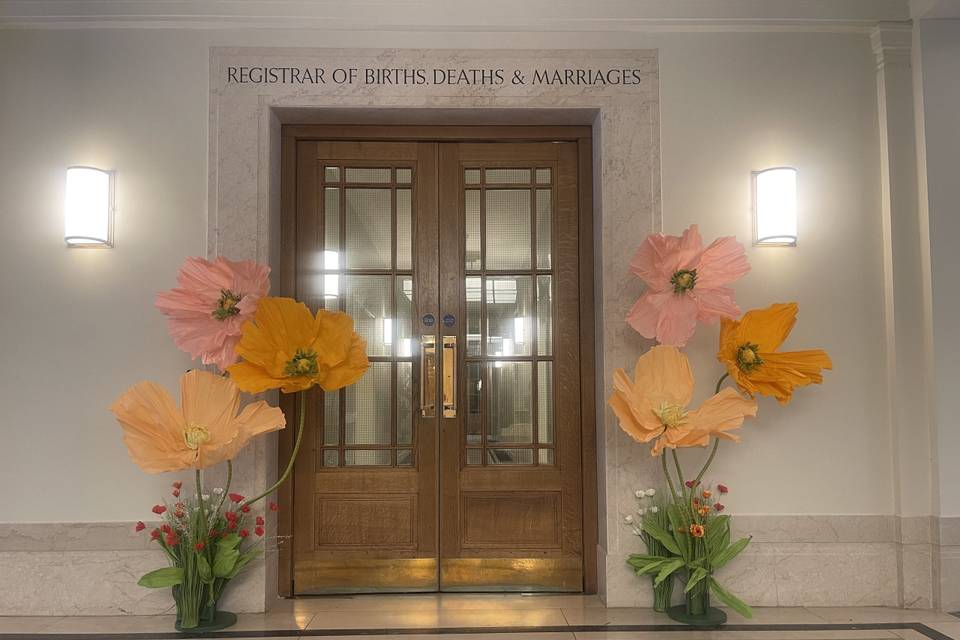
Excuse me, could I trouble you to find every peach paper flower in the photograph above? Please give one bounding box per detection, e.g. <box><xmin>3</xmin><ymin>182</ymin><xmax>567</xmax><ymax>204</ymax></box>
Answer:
<box><xmin>627</xmin><ymin>225</ymin><xmax>750</xmax><ymax>346</ymax></box>
<box><xmin>156</xmin><ymin>257</ymin><xmax>270</xmax><ymax>371</ymax></box>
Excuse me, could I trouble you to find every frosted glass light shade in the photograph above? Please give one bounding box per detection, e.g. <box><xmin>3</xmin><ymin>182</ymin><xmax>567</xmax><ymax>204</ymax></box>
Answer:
<box><xmin>753</xmin><ymin>167</ymin><xmax>797</xmax><ymax>246</ymax></box>
<box><xmin>65</xmin><ymin>166</ymin><xmax>114</xmax><ymax>247</ymax></box>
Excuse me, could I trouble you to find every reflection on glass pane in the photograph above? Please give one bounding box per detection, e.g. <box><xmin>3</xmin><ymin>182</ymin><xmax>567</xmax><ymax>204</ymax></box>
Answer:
<box><xmin>345</xmin><ymin>167</ymin><xmax>391</xmax><ymax>183</ymax></box>
<box><xmin>397</xmin><ymin>449</ymin><xmax>414</xmax><ymax>466</ymax></box>
<box><xmin>465</xmin><ymin>168</ymin><xmax>481</xmax><ymax>184</ymax></box>
<box><xmin>536</xmin><ymin>189</ymin><xmax>552</xmax><ymax>269</ymax></box>
<box><xmin>535</xmin><ymin>168</ymin><xmax>551</xmax><ymax>184</ymax></box>
<box><xmin>465</xmin><ymin>190</ymin><xmax>481</xmax><ymax>271</ymax></box>
<box><xmin>487</xmin><ymin>276</ymin><xmax>532</xmax><ymax>357</ymax></box>
<box><xmin>324</xmin><ymin>188</ymin><xmax>340</xmax><ymax>252</ymax></box>
<box><xmin>397</xmin><ymin>189</ymin><xmax>412</xmax><ymax>271</ymax></box>
<box><xmin>488</xmin><ymin>361</ymin><xmax>532</xmax><ymax>444</ymax></box>
<box><xmin>486</xmin><ymin>190</ymin><xmax>531</xmax><ymax>270</ymax></box>
<box><xmin>345</xmin><ymin>188</ymin><xmax>392</xmax><ymax>269</ymax></box>
<box><xmin>487</xmin><ymin>448</ymin><xmax>534</xmax><ymax>465</ymax></box>
<box><xmin>466</xmin><ymin>276</ymin><xmax>482</xmax><ymax>356</ymax></box>
<box><xmin>345</xmin><ymin>362</ymin><xmax>392</xmax><ymax>445</ymax></box>
<box><xmin>538</xmin><ymin>361</ymin><xmax>554</xmax><ymax>444</ymax></box>
<box><xmin>466</xmin><ymin>362</ymin><xmax>482</xmax><ymax>445</ymax></box>
<box><xmin>323</xmin><ymin>391</ymin><xmax>339</xmax><ymax>445</ymax></box>
<box><xmin>396</xmin><ymin>168</ymin><xmax>412</xmax><ymax>184</ymax></box>
<box><xmin>486</xmin><ymin>168</ymin><xmax>531</xmax><ymax>184</ymax></box>
<box><xmin>537</xmin><ymin>275</ymin><xmax>553</xmax><ymax>356</ymax></box>
<box><xmin>345</xmin><ymin>450</ymin><xmax>391</xmax><ymax>466</ymax></box>
<box><xmin>398</xmin><ymin>362</ymin><xmax>413</xmax><ymax>445</ymax></box>
<box><xmin>396</xmin><ymin>277</ymin><xmax>414</xmax><ymax>358</ymax></box>
<box><xmin>345</xmin><ymin>275</ymin><xmax>392</xmax><ymax>356</ymax></box>
<box><xmin>325</xmin><ymin>166</ymin><xmax>340</xmax><ymax>182</ymax></box>
<box><xmin>538</xmin><ymin>449</ymin><xmax>555</xmax><ymax>465</ymax></box>
<box><xmin>322</xmin><ymin>449</ymin><xmax>339</xmax><ymax>467</ymax></box>
<box><xmin>466</xmin><ymin>449</ymin><xmax>482</xmax><ymax>465</ymax></box>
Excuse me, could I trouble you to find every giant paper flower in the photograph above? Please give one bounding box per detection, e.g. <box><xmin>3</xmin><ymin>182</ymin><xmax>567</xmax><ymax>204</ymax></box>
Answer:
<box><xmin>718</xmin><ymin>302</ymin><xmax>832</xmax><ymax>405</ymax></box>
<box><xmin>110</xmin><ymin>370</ymin><xmax>286</xmax><ymax>473</ymax></box>
<box><xmin>627</xmin><ymin>225</ymin><xmax>750</xmax><ymax>346</ymax></box>
<box><xmin>155</xmin><ymin>257</ymin><xmax>270</xmax><ymax>371</ymax></box>
<box><xmin>608</xmin><ymin>345</ymin><xmax>757</xmax><ymax>456</ymax></box>
<box><xmin>227</xmin><ymin>297</ymin><xmax>369</xmax><ymax>394</ymax></box>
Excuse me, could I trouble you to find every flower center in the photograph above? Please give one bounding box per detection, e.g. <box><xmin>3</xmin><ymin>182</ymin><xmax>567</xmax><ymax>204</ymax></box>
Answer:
<box><xmin>183</xmin><ymin>423</ymin><xmax>210</xmax><ymax>450</ymax></box>
<box><xmin>653</xmin><ymin>402</ymin><xmax>688</xmax><ymax>429</ymax></box>
<box><xmin>670</xmin><ymin>269</ymin><xmax>697</xmax><ymax>294</ymax></box>
<box><xmin>736</xmin><ymin>343</ymin><xmax>764</xmax><ymax>373</ymax></box>
<box><xmin>285</xmin><ymin>349</ymin><xmax>319</xmax><ymax>377</ymax></box>
<box><xmin>213</xmin><ymin>289</ymin><xmax>243</xmax><ymax>320</ymax></box>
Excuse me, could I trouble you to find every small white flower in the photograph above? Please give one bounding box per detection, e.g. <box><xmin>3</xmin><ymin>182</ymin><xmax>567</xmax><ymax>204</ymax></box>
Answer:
<box><xmin>635</xmin><ymin>489</ymin><xmax>646</xmax><ymax>499</ymax></box>
<box><xmin>637</xmin><ymin>508</ymin><xmax>647</xmax><ymax>516</ymax></box>
<box><xmin>624</xmin><ymin>515</ymin><xmax>634</xmax><ymax>524</ymax></box>
<box><xmin>202</xmin><ymin>494</ymin><xmax>210</xmax><ymax>501</ymax></box>
<box><xmin>212</xmin><ymin>488</ymin><xmax>224</xmax><ymax>495</ymax></box>
<box><xmin>650</xmin><ymin>506</ymin><xmax>659</xmax><ymax>514</ymax></box>
<box><xmin>646</xmin><ymin>488</ymin><xmax>657</xmax><ymax>497</ymax></box>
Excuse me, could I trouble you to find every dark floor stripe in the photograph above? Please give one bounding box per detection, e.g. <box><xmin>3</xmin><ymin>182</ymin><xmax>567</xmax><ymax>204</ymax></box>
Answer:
<box><xmin>0</xmin><ymin>622</ymin><xmax>953</xmax><ymax>640</ymax></box>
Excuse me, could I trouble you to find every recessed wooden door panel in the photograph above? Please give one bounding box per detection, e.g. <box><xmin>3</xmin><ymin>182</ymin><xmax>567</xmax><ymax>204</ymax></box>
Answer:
<box><xmin>287</xmin><ymin>133</ymin><xmax>586</xmax><ymax>594</ymax></box>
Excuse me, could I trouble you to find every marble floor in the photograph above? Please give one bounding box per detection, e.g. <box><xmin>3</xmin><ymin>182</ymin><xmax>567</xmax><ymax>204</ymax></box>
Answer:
<box><xmin>0</xmin><ymin>596</ymin><xmax>958</xmax><ymax>640</ymax></box>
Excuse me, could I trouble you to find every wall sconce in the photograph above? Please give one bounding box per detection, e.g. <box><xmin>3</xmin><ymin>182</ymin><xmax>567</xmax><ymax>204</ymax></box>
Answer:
<box><xmin>752</xmin><ymin>167</ymin><xmax>797</xmax><ymax>246</ymax></box>
<box><xmin>65</xmin><ymin>166</ymin><xmax>114</xmax><ymax>247</ymax></box>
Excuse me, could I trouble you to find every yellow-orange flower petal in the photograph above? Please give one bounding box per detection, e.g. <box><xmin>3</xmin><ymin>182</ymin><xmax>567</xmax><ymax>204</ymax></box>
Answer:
<box><xmin>227</xmin><ymin>296</ymin><xmax>370</xmax><ymax>394</ymax></box>
<box><xmin>718</xmin><ymin>302</ymin><xmax>832</xmax><ymax>405</ymax></box>
<box><xmin>110</xmin><ymin>370</ymin><xmax>285</xmax><ymax>473</ymax></box>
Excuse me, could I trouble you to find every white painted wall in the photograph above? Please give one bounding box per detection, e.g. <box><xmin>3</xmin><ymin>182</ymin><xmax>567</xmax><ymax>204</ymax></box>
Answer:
<box><xmin>0</xmin><ymin>26</ymin><xmax>892</xmax><ymax>521</ymax></box>
<box><xmin>916</xmin><ymin>19</ymin><xmax>960</xmax><ymax>517</ymax></box>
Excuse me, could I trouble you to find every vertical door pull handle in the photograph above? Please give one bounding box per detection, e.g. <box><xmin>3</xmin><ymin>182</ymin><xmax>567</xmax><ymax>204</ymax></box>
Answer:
<box><xmin>442</xmin><ymin>336</ymin><xmax>457</xmax><ymax>418</ymax></box>
<box><xmin>421</xmin><ymin>335</ymin><xmax>437</xmax><ymax>418</ymax></box>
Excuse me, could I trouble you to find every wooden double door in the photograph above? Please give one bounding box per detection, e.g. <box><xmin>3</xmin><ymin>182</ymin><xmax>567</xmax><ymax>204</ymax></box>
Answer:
<box><xmin>283</xmin><ymin>129</ymin><xmax>592</xmax><ymax>594</ymax></box>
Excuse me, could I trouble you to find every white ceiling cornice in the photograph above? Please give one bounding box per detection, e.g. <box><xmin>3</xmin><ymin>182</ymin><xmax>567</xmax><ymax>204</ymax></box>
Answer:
<box><xmin>0</xmin><ymin>0</ymin><xmax>913</xmax><ymax>32</ymax></box>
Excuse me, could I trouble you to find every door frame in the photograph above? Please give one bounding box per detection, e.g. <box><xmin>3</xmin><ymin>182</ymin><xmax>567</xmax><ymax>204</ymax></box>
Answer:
<box><xmin>277</xmin><ymin>124</ymin><xmax>597</xmax><ymax>595</ymax></box>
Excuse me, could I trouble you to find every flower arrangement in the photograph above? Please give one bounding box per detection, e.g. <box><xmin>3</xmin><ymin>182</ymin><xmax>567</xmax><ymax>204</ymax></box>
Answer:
<box><xmin>611</xmin><ymin>225</ymin><xmax>831</xmax><ymax>625</ymax></box>
<box><xmin>111</xmin><ymin>256</ymin><xmax>368</xmax><ymax>631</ymax></box>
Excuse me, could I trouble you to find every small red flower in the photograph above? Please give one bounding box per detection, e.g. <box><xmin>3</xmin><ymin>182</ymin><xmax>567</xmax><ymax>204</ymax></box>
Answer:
<box><xmin>256</xmin><ymin>516</ymin><xmax>265</xmax><ymax>526</ymax></box>
<box><xmin>172</xmin><ymin>481</ymin><xmax>182</xmax><ymax>490</ymax></box>
<box><xmin>239</xmin><ymin>529</ymin><xmax>249</xmax><ymax>538</ymax></box>
<box><xmin>209</xmin><ymin>529</ymin><xmax>219</xmax><ymax>538</ymax></box>
<box><xmin>269</xmin><ymin>501</ymin><xmax>279</xmax><ymax>512</ymax></box>
<box><xmin>152</xmin><ymin>504</ymin><xmax>167</xmax><ymax>515</ymax></box>
<box><xmin>165</xmin><ymin>532</ymin><xmax>178</xmax><ymax>546</ymax></box>
<box><xmin>225</xmin><ymin>511</ymin><xmax>237</xmax><ymax>521</ymax></box>
<box><xmin>229</xmin><ymin>493</ymin><xmax>244</xmax><ymax>503</ymax></box>
<box><xmin>227</xmin><ymin>521</ymin><xmax>237</xmax><ymax>531</ymax></box>
<box><xmin>255</xmin><ymin>526</ymin><xmax>265</xmax><ymax>537</ymax></box>
<box><xmin>241</xmin><ymin>505</ymin><xmax>250</xmax><ymax>513</ymax></box>
<box><xmin>172</xmin><ymin>488</ymin><xmax>181</xmax><ymax>498</ymax></box>
<box><xmin>684</xmin><ymin>480</ymin><xmax>699</xmax><ymax>489</ymax></box>
<box><xmin>195</xmin><ymin>542</ymin><xmax>205</xmax><ymax>551</ymax></box>
<box><xmin>718</xmin><ymin>484</ymin><xmax>729</xmax><ymax>494</ymax></box>
<box><xmin>135</xmin><ymin>521</ymin><xmax>146</xmax><ymax>532</ymax></box>
<box><xmin>150</xmin><ymin>529</ymin><xmax>161</xmax><ymax>540</ymax></box>
<box><xmin>160</xmin><ymin>524</ymin><xmax>172</xmax><ymax>534</ymax></box>
<box><xmin>714</xmin><ymin>503</ymin><xmax>725</xmax><ymax>512</ymax></box>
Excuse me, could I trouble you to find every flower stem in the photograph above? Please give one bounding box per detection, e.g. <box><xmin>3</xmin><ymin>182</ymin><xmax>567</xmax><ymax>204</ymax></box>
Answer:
<box><xmin>715</xmin><ymin>372</ymin><xmax>730</xmax><ymax>394</ymax></box>
<box><xmin>693</xmin><ymin>373</ymin><xmax>731</xmax><ymax>485</ymax></box>
<box><xmin>672</xmin><ymin>449</ymin><xmax>687</xmax><ymax>497</ymax></box>
<box><xmin>195</xmin><ymin>469</ymin><xmax>205</xmax><ymax>530</ymax></box>
<box><xmin>243</xmin><ymin>390</ymin><xmax>306</xmax><ymax>510</ymax></box>
<box><xmin>213</xmin><ymin>460</ymin><xmax>232</xmax><ymax>517</ymax></box>
<box><xmin>661</xmin><ymin>452</ymin><xmax>679</xmax><ymax>500</ymax></box>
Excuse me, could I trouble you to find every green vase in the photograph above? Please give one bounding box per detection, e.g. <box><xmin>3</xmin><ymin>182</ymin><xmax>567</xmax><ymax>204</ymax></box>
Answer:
<box><xmin>173</xmin><ymin>583</ymin><xmax>237</xmax><ymax>632</ymax></box>
<box><xmin>652</xmin><ymin>575</ymin><xmax>674</xmax><ymax>612</ymax></box>
<box><xmin>666</xmin><ymin>574</ymin><xmax>727</xmax><ymax>627</ymax></box>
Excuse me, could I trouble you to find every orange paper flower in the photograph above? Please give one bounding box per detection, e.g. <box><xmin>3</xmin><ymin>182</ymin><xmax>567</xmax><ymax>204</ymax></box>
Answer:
<box><xmin>608</xmin><ymin>345</ymin><xmax>757</xmax><ymax>456</ymax></box>
<box><xmin>718</xmin><ymin>302</ymin><xmax>832</xmax><ymax>405</ymax></box>
<box><xmin>227</xmin><ymin>297</ymin><xmax>369</xmax><ymax>394</ymax></box>
<box><xmin>110</xmin><ymin>370</ymin><xmax>286</xmax><ymax>473</ymax></box>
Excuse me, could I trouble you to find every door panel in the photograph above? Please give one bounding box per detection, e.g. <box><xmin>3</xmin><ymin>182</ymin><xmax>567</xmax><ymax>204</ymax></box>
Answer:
<box><xmin>292</xmin><ymin>141</ymin><xmax>440</xmax><ymax>593</ymax></box>
<box><xmin>290</xmin><ymin>137</ymin><xmax>583</xmax><ymax>594</ymax></box>
<box><xmin>438</xmin><ymin>142</ymin><xmax>583</xmax><ymax>591</ymax></box>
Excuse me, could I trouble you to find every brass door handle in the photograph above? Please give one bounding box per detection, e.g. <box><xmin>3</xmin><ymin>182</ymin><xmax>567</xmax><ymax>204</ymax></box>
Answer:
<box><xmin>421</xmin><ymin>335</ymin><xmax>437</xmax><ymax>418</ymax></box>
<box><xmin>442</xmin><ymin>336</ymin><xmax>457</xmax><ymax>418</ymax></box>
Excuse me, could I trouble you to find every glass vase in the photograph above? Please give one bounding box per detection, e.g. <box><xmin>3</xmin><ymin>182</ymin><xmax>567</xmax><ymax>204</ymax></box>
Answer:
<box><xmin>652</xmin><ymin>575</ymin><xmax>674</xmax><ymax>613</ymax></box>
<box><xmin>685</xmin><ymin>578</ymin><xmax>709</xmax><ymax>616</ymax></box>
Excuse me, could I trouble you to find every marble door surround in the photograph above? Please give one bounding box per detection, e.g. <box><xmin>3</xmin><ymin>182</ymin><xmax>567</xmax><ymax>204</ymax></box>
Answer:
<box><xmin>0</xmin><ymin>45</ymin><xmax>952</xmax><ymax>616</ymax></box>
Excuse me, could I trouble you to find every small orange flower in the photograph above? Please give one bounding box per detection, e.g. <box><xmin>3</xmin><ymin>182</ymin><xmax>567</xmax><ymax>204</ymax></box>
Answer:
<box><xmin>690</xmin><ymin>524</ymin><xmax>706</xmax><ymax>538</ymax></box>
<box><xmin>702</xmin><ymin>490</ymin><xmax>712</xmax><ymax>499</ymax></box>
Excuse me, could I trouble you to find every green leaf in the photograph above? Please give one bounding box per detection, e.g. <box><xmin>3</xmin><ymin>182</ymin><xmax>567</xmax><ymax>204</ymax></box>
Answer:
<box><xmin>212</xmin><ymin>548</ymin><xmax>240</xmax><ymax>578</ymax></box>
<box><xmin>711</xmin><ymin>536</ymin><xmax>751</xmax><ymax>569</ymax></box>
<box><xmin>666</xmin><ymin>505</ymin><xmax>691</xmax><ymax>562</ymax></box>
<box><xmin>709</xmin><ymin>577</ymin><xmax>753</xmax><ymax>618</ymax></box>
<box><xmin>634</xmin><ymin>559</ymin><xmax>667</xmax><ymax>576</ymax></box>
<box><xmin>226</xmin><ymin>548</ymin><xmax>262</xmax><ymax>579</ymax></box>
<box><xmin>653</xmin><ymin>558</ymin><xmax>685</xmax><ymax>586</ymax></box>
<box><xmin>641</xmin><ymin>518</ymin><xmax>682</xmax><ymax>557</ymax></box>
<box><xmin>627</xmin><ymin>555</ymin><xmax>666</xmax><ymax>570</ymax></box>
<box><xmin>196</xmin><ymin>554</ymin><xmax>213</xmax><ymax>583</ymax></box>
<box><xmin>217</xmin><ymin>533</ymin><xmax>241</xmax><ymax>551</ymax></box>
<box><xmin>137</xmin><ymin>567</ymin><xmax>184</xmax><ymax>588</ymax></box>
<box><xmin>684</xmin><ymin>567</ymin><xmax>709</xmax><ymax>593</ymax></box>
<box><xmin>705</xmin><ymin>515</ymin><xmax>730</xmax><ymax>550</ymax></box>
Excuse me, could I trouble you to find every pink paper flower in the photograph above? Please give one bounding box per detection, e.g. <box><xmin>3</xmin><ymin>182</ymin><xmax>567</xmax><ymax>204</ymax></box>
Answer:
<box><xmin>626</xmin><ymin>225</ymin><xmax>749</xmax><ymax>346</ymax></box>
<box><xmin>155</xmin><ymin>257</ymin><xmax>270</xmax><ymax>371</ymax></box>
